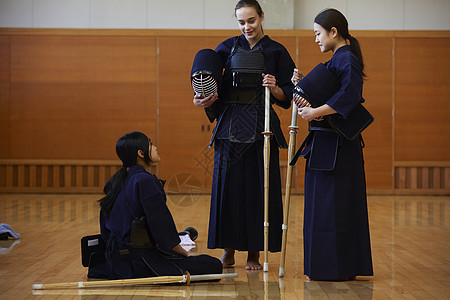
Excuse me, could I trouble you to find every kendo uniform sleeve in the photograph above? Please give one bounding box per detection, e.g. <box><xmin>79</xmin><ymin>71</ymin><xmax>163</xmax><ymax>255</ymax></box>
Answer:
<box><xmin>137</xmin><ymin>176</ymin><xmax>181</xmax><ymax>251</ymax></box>
<box><xmin>269</xmin><ymin>44</ymin><xmax>296</xmax><ymax>110</ymax></box>
<box><xmin>257</xmin><ymin>37</ymin><xmax>295</xmax><ymax>109</ymax></box>
<box><xmin>325</xmin><ymin>47</ymin><xmax>363</xmax><ymax>118</ymax></box>
<box><xmin>260</xmin><ymin>37</ymin><xmax>296</xmax><ymax>148</ymax></box>
<box><xmin>215</xmin><ymin>37</ymin><xmax>235</xmax><ymax>63</ymax></box>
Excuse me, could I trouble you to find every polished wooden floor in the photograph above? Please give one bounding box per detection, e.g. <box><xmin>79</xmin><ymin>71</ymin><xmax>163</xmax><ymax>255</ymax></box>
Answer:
<box><xmin>0</xmin><ymin>193</ymin><xmax>449</xmax><ymax>299</ymax></box>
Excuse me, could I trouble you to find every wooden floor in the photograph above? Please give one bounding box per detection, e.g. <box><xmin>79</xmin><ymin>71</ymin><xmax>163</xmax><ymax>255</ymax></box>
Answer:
<box><xmin>0</xmin><ymin>193</ymin><xmax>449</xmax><ymax>299</ymax></box>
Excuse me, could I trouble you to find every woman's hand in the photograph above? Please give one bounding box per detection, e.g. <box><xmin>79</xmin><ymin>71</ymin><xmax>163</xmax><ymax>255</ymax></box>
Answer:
<box><xmin>262</xmin><ymin>73</ymin><xmax>277</xmax><ymax>91</ymax></box>
<box><xmin>193</xmin><ymin>93</ymin><xmax>218</xmax><ymax>108</ymax></box>
<box><xmin>298</xmin><ymin>107</ymin><xmax>319</xmax><ymax>122</ymax></box>
<box><xmin>291</xmin><ymin>68</ymin><xmax>304</xmax><ymax>85</ymax></box>
<box><xmin>299</xmin><ymin>104</ymin><xmax>336</xmax><ymax>122</ymax></box>
<box><xmin>262</xmin><ymin>73</ymin><xmax>287</xmax><ymax>101</ymax></box>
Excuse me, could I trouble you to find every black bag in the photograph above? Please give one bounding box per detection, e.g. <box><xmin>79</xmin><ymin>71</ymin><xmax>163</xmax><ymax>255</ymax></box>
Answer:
<box><xmin>81</xmin><ymin>234</ymin><xmax>106</xmax><ymax>267</ymax></box>
<box><xmin>81</xmin><ymin>234</ymin><xmax>108</xmax><ymax>278</ymax></box>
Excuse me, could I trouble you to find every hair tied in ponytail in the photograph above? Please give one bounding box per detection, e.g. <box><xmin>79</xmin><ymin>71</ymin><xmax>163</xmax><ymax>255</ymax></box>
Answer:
<box><xmin>314</xmin><ymin>8</ymin><xmax>365</xmax><ymax>78</ymax></box>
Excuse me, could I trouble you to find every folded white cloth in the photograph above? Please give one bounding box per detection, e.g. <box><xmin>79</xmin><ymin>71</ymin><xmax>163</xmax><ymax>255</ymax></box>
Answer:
<box><xmin>179</xmin><ymin>233</ymin><xmax>196</xmax><ymax>251</ymax></box>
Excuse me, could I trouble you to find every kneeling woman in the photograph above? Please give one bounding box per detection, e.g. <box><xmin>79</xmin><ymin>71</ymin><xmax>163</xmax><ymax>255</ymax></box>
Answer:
<box><xmin>99</xmin><ymin>131</ymin><xmax>222</xmax><ymax>279</ymax></box>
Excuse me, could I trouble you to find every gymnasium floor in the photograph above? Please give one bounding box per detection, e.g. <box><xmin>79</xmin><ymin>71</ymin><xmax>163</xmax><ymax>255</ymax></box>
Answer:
<box><xmin>0</xmin><ymin>193</ymin><xmax>449</xmax><ymax>299</ymax></box>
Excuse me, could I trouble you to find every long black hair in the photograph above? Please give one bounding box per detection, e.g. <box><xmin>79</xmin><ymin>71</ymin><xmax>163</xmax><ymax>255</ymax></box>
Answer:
<box><xmin>314</xmin><ymin>8</ymin><xmax>366</xmax><ymax>77</ymax></box>
<box><xmin>98</xmin><ymin>131</ymin><xmax>151</xmax><ymax>218</ymax></box>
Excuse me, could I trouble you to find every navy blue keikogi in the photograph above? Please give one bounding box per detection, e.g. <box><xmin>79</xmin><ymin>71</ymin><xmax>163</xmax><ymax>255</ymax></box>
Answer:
<box><xmin>206</xmin><ymin>35</ymin><xmax>296</xmax><ymax>252</ymax></box>
<box><xmin>100</xmin><ymin>165</ymin><xmax>222</xmax><ymax>279</ymax></box>
<box><xmin>301</xmin><ymin>45</ymin><xmax>373</xmax><ymax>280</ymax></box>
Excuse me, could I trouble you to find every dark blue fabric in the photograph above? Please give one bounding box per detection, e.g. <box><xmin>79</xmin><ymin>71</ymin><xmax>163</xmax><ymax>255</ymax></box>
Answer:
<box><xmin>208</xmin><ymin>138</ymin><xmax>283</xmax><ymax>252</ymax></box>
<box><xmin>101</xmin><ymin>166</ymin><xmax>180</xmax><ymax>251</ymax></box>
<box><xmin>303</xmin><ymin>134</ymin><xmax>373</xmax><ymax>279</ymax></box>
<box><xmin>308</xmin><ymin>131</ymin><xmax>339</xmax><ymax>171</ymax></box>
<box><xmin>208</xmin><ymin>35</ymin><xmax>296</xmax><ymax>149</ymax></box>
<box><xmin>302</xmin><ymin>46</ymin><xmax>373</xmax><ymax>280</ymax></box>
<box><xmin>206</xmin><ymin>35</ymin><xmax>295</xmax><ymax>252</ymax></box>
<box><xmin>100</xmin><ymin>166</ymin><xmax>222</xmax><ymax>279</ymax></box>
<box><xmin>295</xmin><ymin>63</ymin><xmax>341</xmax><ymax>107</ymax></box>
<box><xmin>0</xmin><ymin>223</ymin><xmax>20</xmax><ymax>239</ymax></box>
<box><xmin>325</xmin><ymin>45</ymin><xmax>365</xmax><ymax>118</ymax></box>
<box><xmin>215</xmin><ymin>35</ymin><xmax>295</xmax><ymax>109</ymax></box>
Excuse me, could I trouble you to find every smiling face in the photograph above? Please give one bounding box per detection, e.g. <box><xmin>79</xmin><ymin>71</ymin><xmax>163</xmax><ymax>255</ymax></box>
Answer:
<box><xmin>313</xmin><ymin>22</ymin><xmax>347</xmax><ymax>54</ymax></box>
<box><xmin>313</xmin><ymin>22</ymin><xmax>336</xmax><ymax>53</ymax></box>
<box><xmin>236</xmin><ymin>6</ymin><xmax>264</xmax><ymax>45</ymax></box>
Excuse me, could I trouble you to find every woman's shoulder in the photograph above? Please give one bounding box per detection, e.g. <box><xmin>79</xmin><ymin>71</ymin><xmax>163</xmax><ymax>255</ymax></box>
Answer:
<box><xmin>260</xmin><ymin>36</ymin><xmax>293</xmax><ymax>61</ymax></box>
<box><xmin>261</xmin><ymin>36</ymin><xmax>288</xmax><ymax>50</ymax></box>
<box><xmin>327</xmin><ymin>46</ymin><xmax>360</xmax><ymax>75</ymax></box>
<box><xmin>262</xmin><ymin>36</ymin><xmax>280</xmax><ymax>46</ymax></box>
<box><xmin>216</xmin><ymin>36</ymin><xmax>240</xmax><ymax>50</ymax></box>
<box><xmin>129</xmin><ymin>168</ymin><xmax>164</xmax><ymax>198</ymax></box>
<box><xmin>332</xmin><ymin>46</ymin><xmax>359</xmax><ymax>65</ymax></box>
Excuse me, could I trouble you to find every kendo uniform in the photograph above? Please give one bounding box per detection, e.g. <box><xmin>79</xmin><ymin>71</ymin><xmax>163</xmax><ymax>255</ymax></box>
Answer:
<box><xmin>205</xmin><ymin>35</ymin><xmax>296</xmax><ymax>252</ymax></box>
<box><xmin>297</xmin><ymin>46</ymin><xmax>373</xmax><ymax>280</ymax></box>
<box><xmin>100</xmin><ymin>165</ymin><xmax>222</xmax><ymax>279</ymax></box>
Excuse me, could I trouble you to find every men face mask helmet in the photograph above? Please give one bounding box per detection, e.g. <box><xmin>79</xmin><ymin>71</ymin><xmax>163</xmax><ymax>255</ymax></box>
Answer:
<box><xmin>293</xmin><ymin>63</ymin><xmax>340</xmax><ymax>108</ymax></box>
<box><xmin>191</xmin><ymin>49</ymin><xmax>223</xmax><ymax>97</ymax></box>
<box><xmin>293</xmin><ymin>63</ymin><xmax>373</xmax><ymax>140</ymax></box>
<box><xmin>292</xmin><ymin>85</ymin><xmax>312</xmax><ymax>109</ymax></box>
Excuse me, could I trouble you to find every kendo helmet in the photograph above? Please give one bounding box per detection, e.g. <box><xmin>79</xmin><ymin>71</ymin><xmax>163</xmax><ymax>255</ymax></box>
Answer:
<box><xmin>190</xmin><ymin>49</ymin><xmax>223</xmax><ymax>97</ymax></box>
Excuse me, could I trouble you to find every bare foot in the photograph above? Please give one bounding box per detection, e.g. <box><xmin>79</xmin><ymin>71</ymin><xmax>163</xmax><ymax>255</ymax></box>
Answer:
<box><xmin>245</xmin><ymin>251</ymin><xmax>262</xmax><ymax>271</ymax></box>
<box><xmin>221</xmin><ymin>248</ymin><xmax>235</xmax><ymax>268</ymax></box>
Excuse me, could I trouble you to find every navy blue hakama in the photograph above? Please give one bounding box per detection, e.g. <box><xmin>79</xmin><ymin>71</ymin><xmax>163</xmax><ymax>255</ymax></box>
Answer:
<box><xmin>303</xmin><ymin>133</ymin><xmax>373</xmax><ymax>279</ymax></box>
<box><xmin>207</xmin><ymin>138</ymin><xmax>283</xmax><ymax>252</ymax></box>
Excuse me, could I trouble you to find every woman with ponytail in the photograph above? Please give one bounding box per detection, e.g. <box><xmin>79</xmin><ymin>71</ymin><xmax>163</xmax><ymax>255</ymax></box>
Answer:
<box><xmin>98</xmin><ymin>131</ymin><xmax>222</xmax><ymax>279</ymax></box>
<box><xmin>292</xmin><ymin>8</ymin><xmax>373</xmax><ymax>281</ymax></box>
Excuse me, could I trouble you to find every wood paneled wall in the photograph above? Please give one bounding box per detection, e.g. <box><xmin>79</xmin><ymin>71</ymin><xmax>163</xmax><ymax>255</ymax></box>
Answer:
<box><xmin>0</xmin><ymin>159</ymin><xmax>121</xmax><ymax>193</ymax></box>
<box><xmin>0</xmin><ymin>28</ymin><xmax>449</xmax><ymax>195</ymax></box>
